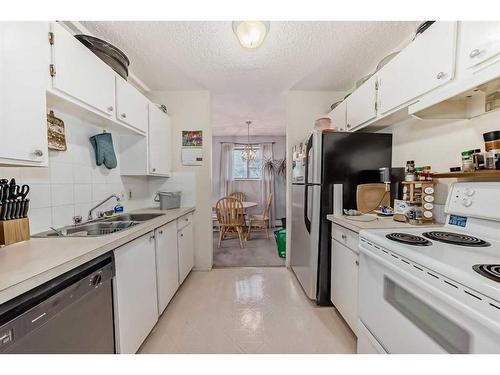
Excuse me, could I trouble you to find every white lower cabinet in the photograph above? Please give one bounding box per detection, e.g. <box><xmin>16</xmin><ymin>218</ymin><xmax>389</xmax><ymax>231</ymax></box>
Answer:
<box><xmin>177</xmin><ymin>214</ymin><xmax>194</xmax><ymax>284</ymax></box>
<box><xmin>155</xmin><ymin>221</ymin><xmax>179</xmax><ymax>315</ymax></box>
<box><xmin>113</xmin><ymin>232</ymin><xmax>158</xmax><ymax>354</ymax></box>
<box><xmin>330</xmin><ymin>225</ymin><xmax>359</xmax><ymax>335</ymax></box>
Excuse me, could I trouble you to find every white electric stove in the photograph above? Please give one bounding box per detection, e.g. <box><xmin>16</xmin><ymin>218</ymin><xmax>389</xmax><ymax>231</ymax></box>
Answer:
<box><xmin>357</xmin><ymin>182</ymin><xmax>500</xmax><ymax>354</ymax></box>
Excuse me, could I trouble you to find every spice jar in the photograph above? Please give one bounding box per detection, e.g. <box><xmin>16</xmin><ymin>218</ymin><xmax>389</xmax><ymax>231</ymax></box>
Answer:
<box><xmin>461</xmin><ymin>150</ymin><xmax>475</xmax><ymax>172</ymax></box>
<box><xmin>484</xmin><ymin>131</ymin><xmax>500</xmax><ymax>152</ymax></box>
<box><xmin>473</xmin><ymin>149</ymin><xmax>485</xmax><ymax>170</ymax></box>
<box><xmin>405</xmin><ymin>160</ymin><xmax>415</xmax><ymax>181</ymax></box>
<box><xmin>485</xmin><ymin>151</ymin><xmax>496</xmax><ymax>170</ymax></box>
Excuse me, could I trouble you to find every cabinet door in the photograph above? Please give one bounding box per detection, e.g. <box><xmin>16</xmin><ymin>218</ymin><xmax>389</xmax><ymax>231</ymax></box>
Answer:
<box><xmin>51</xmin><ymin>22</ymin><xmax>115</xmax><ymax>116</ymax></box>
<box><xmin>378</xmin><ymin>22</ymin><xmax>457</xmax><ymax>115</ymax></box>
<box><xmin>0</xmin><ymin>22</ymin><xmax>49</xmax><ymax>166</ymax></box>
<box><xmin>155</xmin><ymin>221</ymin><xmax>179</xmax><ymax>315</ymax></box>
<box><xmin>148</xmin><ymin>104</ymin><xmax>172</xmax><ymax>176</ymax></box>
<box><xmin>116</xmin><ymin>77</ymin><xmax>149</xmax><ymax>133</ymax></box>
<box><xmin>328</xmin><ymin>100</ymin><xmax>347</xmax><ymax>131</ymax></box>
<box><xmin>458</xmin><ymin>22</ymin><xmax>500</xmax><ymax>76</ymax></box>
<box><xmin>346</xmin><ymin>75</ymin><xmax>378</xmax><ymax>131</ymax></box>
<box><xmin>331</xmin><ymin>239</ymin><xmax>359</xmax><ymax>334</ymax></box>
<box><xmin>178</xmin><ymin>222</ymin><xmax>194</xmax><ymax>284</ymax></box>
<box><xmin>114</xmin><ymin>232</ymin><xmax>158</xmax><ymax>354</ymax></box>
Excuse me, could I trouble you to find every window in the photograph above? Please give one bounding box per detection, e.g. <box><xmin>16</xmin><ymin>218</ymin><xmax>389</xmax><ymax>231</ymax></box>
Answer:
<box><xmin>232</xmin><ymin>147</ymin><xmax>262</xmax><ymax>180</ymax></box>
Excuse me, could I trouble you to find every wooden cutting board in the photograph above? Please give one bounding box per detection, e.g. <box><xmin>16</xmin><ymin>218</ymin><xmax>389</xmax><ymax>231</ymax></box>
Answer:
<box><xmin>356</xmin><ymin>183</ymin><xmax>390</xmax><ymax>213</ymax></box>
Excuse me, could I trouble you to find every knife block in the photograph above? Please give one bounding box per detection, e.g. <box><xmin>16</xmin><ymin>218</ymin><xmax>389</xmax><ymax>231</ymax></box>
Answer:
<box><xmin>0</xmin><ymin>218</ymin><xmax>30</xmax><ymax>246</ymax></box>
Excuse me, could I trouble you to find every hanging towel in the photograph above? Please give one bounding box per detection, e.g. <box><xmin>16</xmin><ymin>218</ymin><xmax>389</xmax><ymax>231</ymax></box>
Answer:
<box><xmin>89</xmin><ymin>132</ymin><xmax>117</xmax><ymax>169</ymax></box>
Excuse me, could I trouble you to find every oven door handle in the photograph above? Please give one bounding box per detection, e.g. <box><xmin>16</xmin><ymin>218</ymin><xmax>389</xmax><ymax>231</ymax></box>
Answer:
<box><xmin>360</xmin><ymin>249</ymin><xmax>500</xmax><ymax>335</ymax></box>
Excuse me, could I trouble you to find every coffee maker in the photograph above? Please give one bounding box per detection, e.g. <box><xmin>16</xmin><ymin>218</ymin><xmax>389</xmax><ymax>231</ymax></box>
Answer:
<box><xmin>379</xmin><ymin>167</ymin><xmax>405</xmax><ymax>207</ymax></box>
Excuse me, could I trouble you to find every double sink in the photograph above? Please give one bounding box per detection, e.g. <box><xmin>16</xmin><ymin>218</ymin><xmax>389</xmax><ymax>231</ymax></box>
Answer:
<box><xmin>34</xmin><ymin>213</ymin><xmax>165</xmax><ymax>238</ymax></box>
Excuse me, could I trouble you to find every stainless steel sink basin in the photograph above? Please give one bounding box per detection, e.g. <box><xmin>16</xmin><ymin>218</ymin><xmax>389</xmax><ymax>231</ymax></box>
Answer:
<box><xmin>33</xmin><ymin>212</ymin><xmax>165</xmax><ymax>238</ymax></box>
<box><xmin>34</xmin><ymin>221</ymin><xmax>140</xmax><ymax>238</ymax></box>
<box><xmin>102</xmin><ymin>213</ymin><xmax>165</xmax><ymax>222</ymax></box>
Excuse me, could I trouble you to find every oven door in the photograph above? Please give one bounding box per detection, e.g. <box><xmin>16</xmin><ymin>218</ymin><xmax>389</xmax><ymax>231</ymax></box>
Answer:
<box><xmin>358</xmin><ymin>247</ymin><xmax>500</xmax><ymax>354</ymax></box>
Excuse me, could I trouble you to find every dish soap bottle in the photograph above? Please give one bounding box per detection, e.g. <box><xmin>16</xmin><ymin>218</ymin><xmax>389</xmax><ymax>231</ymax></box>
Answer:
<box><xmin>114</xmin><ymin>202</ymin><xmax>124</xmax><ymax>214</ymax></box>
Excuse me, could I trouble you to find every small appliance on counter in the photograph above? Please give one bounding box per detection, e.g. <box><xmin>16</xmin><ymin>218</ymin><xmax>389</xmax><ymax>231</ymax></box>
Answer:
<box><xmin>379</xmin><ymin>167</ymin><xmax>405</xmax><ymax>208</ymax></box>
<box><xmin>0</xmin><ymin>178</ymin><xmax>31</xmax><ymax>246</ymax></box>
<box><xmin>154</xmin><ymin>191</ymin><xmax>182</xmax><ymax>210</ymax></box>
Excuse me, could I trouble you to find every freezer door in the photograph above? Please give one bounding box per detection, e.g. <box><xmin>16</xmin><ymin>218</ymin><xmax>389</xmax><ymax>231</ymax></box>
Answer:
<box><xmin>290</xmin><ymin>184</ymin><xmax>320</xmax><ymax>300</ymax></box>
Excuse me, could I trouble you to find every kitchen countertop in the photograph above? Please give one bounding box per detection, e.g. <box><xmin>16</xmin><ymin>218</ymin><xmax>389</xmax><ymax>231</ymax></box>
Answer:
<box><xmin>0</xmin><ymin>206</ymin><xmax>195</xmax><ymax>305</ymax></box>
<box><xmin>326</xmin><ymin>213</ymin><xmax>442</xmax><ymax>233</ymax></box>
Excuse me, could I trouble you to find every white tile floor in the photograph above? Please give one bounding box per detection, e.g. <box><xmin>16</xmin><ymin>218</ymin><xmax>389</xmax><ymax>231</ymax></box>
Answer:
<box><xmin>139</xmin><ymin>267</ymin><xmax>357</xmax><ymax>354</ymax></box>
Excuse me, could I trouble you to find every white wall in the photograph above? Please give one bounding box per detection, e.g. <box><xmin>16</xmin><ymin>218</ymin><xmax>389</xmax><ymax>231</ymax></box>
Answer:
<box><xmin>388</xmin><ymin>109</ymin><xmax>500</xmax><ymax>214</ymax></box>
<box><xmin>0</xmin><ymin>111</ymin><xmax>152</xmax><ymax>234</ymax></box>
<box><xmin>212</xmin><ymin>135</ymin><xmax>286</xmax><ymax>219</ymax></box>
<box><xmin>285</xmin><ymin>90</ymin><xmax>346</xmax><ymax>266</ymax></box>
<box><xmin>147</xmin><ymin>90</ymin><xmax>213</xmax><ymax>270</ymax></box>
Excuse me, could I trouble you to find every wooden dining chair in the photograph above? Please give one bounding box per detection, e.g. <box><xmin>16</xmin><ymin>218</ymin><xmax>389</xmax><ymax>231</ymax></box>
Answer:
<box><xmin>248</xmin><ymin>194</ymin><xmax>273</xmax><ymax>240</ymax></box>
<box><xmin>230</xmin><ymin>191</ymin><xmax>246</xmax><ymax>202</ymax></box>
<box><xmin>215</xmin><ymin>197</ymin><xmax>246</xmax><ymax>249</ymax></box>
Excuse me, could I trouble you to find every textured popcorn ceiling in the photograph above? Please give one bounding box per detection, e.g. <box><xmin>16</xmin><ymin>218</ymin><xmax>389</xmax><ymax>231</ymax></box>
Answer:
<box><xmin>81</xmin><ymin>21</ymin><xmax>419</xmax><ymax>136</ymax></box>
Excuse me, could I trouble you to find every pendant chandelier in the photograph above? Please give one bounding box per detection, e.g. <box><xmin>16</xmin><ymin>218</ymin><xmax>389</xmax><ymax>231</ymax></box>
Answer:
<box><xmin>242</xmin><ymin>120</ymin><xmax>257</xmax><ymax>161</ymax></box>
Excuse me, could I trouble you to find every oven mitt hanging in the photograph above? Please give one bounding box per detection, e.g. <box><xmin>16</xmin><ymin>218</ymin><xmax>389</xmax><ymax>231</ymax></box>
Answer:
<box><xmin>89</xmin><ymin>133</ymin><xmax>117</xmax><ymax>169</ymax></box>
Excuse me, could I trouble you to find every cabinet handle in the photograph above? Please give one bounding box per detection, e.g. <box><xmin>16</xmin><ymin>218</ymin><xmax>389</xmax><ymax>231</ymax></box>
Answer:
<box><xmin>34</xmin><ymin>149</ymin><xmax>44</xmax><ymax>157</ymax></box>
<box><xmin>469</xmin><ymin>49</ymin><xmax>481</xmax><ymax>58</ymax></box>
<box><xmin>107</xmin><ymin>106</ymin><xmax>114</xmax><ymax>112</ymax></box>
<box><xmin>346</xmin><ymin>124</ymin><xmax>351</xmax><ymax>128</ymax></box>
<box><xmin>159</xmin><ymin>230</ymin><xmax>163</xmax><ymax>235</ymax></box>
<box><xmin>355</xmin><ymin>260</ymin><xmax>359</xmax><ymax>266</ymax></box>
<box><xmin>149</xmin><ymin>235</ymin><xmax>155</xmax><ymax>241</ymax></box>
<box><xmin>436</xmin><ymin>72</ymin><xmax>446</xmax><ymax>80</ymax></box>
<box><xmin>121</xmin><ymin>113</ymin><xmax>127</xmax><ymax>119</ymax></box>
<box><xmin>152</xmin><ymin>168</ymin><xmax>156</xmax><ymax>172</ymax></box>
<box><xmin>341</xmin><ymin>234</ymin><xmax>347</xmax><ymax>240</ymax></box>
<box><xmin>180</xmin><ymin>233</ymin><xmax>184</xmax><ymax>238</ymax></box>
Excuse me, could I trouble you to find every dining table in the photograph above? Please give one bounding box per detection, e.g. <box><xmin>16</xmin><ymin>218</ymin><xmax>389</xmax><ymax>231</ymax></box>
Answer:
<box><xmin>212</xmin><ymin>201</ymin><xmax>258</xmax><ymax>210</ymax></box>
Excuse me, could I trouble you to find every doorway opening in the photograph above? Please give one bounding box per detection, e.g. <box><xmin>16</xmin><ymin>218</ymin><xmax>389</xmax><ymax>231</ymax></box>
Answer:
<box><xmin>211</xmin><ymin>135</ymin><xmax>287</xmax><ymax>268</ymax></box>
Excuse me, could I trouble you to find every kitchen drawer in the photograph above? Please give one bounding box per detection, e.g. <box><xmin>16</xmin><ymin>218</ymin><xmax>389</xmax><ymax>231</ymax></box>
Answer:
<box><xmin>177</xmin><ymin>213</ymin><xmax>193</xmax><ymax>231</ymax></box>
<box><xmin>332</xmin><ymin>223</ymin><xmax>359</xmax><ymax>253</ymax></box>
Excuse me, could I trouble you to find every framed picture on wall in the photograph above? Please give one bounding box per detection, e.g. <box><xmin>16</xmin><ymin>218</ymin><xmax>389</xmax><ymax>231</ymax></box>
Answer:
<box><xmin>182</xmin><ymin>130</ymin><xmax>203</xmax><ymax>147</ymax></box>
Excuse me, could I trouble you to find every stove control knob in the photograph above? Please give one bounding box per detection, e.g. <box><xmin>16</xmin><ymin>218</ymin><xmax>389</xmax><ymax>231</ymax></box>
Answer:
<box><xmin>462</xmin><ymin>197</ymin><xmax>473</xmax><ymax>207</ymax></box>
<box><xmin>464</xmin><ymin>188</ymin><xmax>475</xmax><ymax>197</ymax></box>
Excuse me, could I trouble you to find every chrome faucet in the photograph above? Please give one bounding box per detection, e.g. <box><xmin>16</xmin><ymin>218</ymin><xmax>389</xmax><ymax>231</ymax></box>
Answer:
<box><xmin>88</xmin><ymin>194</ymin><xmax>121</xmax><ymax>221</ymax></box>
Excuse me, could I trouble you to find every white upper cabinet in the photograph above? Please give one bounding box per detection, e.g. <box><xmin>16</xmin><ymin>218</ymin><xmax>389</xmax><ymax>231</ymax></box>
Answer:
<box><xmin>115</xmin><ymin>77</ymin><xmax>149</xmax><ymax>134</ymax></box>
<box><xmin>457</xmin><ymin>22</ymin><xmax>500</xmax><ymax>77</ymax></box>
<box><xmin>378</xmin><ymin>22</ymin><xmax>457</xmax><ymax>115</ymax></box>
<box><xmin>345</xmin><ymin>75</ymin><xmax>378</xmax><ymax>131</ymax></box>
<box><xmin>148</xmin><ymin>104</ymin><xmax>172</xmax><ymax>176</ymax></box>
<box><xmin>0</xmin><ymin>22</ymin><xmax>50</xmax><ymax>166</ymax></box>
<box><xmin>328</xmin><ymin>100</ymin><xmax>347</xmax><ymax>131</ymax></box>
<box><xmin>50</xmin><ymin>22</ymin><xmax>116</xmax><ymax>117</ymax></box>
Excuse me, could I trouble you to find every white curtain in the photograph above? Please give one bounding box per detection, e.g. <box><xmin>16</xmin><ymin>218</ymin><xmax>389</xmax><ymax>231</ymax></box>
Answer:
<box><xmin>260</xmin><ymin>143</ymin><xmax>276</xmax><ymax>226</ymax></box>
<box><xmin>219</xmin><ymin>143</ymin><xmax>234</xmax><ymax>199</ymax></box>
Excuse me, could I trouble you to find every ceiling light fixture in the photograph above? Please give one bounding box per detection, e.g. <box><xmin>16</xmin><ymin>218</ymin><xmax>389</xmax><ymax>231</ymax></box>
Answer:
<box><xmin>232</xmin><ymin>21</ymin><xmax>269</xmax><ymax>49</ymax></box>
<box><xmin>242</xmin><ymin>120</ymin><xmax>256</xmax><ymax>162</ymax></box>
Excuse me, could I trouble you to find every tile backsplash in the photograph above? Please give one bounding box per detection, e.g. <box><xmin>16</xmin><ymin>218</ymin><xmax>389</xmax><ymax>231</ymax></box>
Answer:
<box><xmin>0</xmin><ymin>111</ymin><xmax>193</xmax><ymax>234</ymax></box>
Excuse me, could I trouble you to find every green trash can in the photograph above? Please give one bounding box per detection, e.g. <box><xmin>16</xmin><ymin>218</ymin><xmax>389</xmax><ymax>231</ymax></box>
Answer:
<box><xmin>274</xmin><ymin>229</ymin><xmax>286</xmax><ymax>258</ymax></box>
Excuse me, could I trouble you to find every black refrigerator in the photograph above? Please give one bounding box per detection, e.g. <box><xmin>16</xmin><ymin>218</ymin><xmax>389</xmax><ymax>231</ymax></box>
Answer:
<box><xmin>291</xmin><ymin>130</ymin><xmax>392</xmax><ymax>306</ymax></box>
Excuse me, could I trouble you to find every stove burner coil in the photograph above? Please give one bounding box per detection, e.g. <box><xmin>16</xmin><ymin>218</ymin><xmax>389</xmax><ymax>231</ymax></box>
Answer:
<box><xmin>385</xmin><ymin>233</ymin><xmax>432</xmax><ymax>246</ymax></box>
<box><xmin>473</xmin><ymin>264</ymin><xmax>500</xmax><ymax>283</ymax></box>
<box><xmin>423</xmin><ymin>231</ymin><xmax>490</xmax><ymax>247</ymax></box>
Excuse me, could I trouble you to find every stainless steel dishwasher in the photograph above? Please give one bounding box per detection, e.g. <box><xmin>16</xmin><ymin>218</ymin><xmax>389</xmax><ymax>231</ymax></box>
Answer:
<box><xmin>0</xmin><ymin>252</ymin><xmax>115</xmax><ymax>353</ymax></box>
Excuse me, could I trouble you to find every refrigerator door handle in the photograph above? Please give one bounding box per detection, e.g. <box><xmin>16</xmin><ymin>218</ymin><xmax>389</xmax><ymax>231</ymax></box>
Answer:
<box><xmin>304</xmin><ymin>185</ymin><xmax>311</xmax><ymax>233</ymax></box>
<box><xmin>304</xmin><ymin>134</ymin><xmax>313</xmax><ymax>185</ymax></box>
